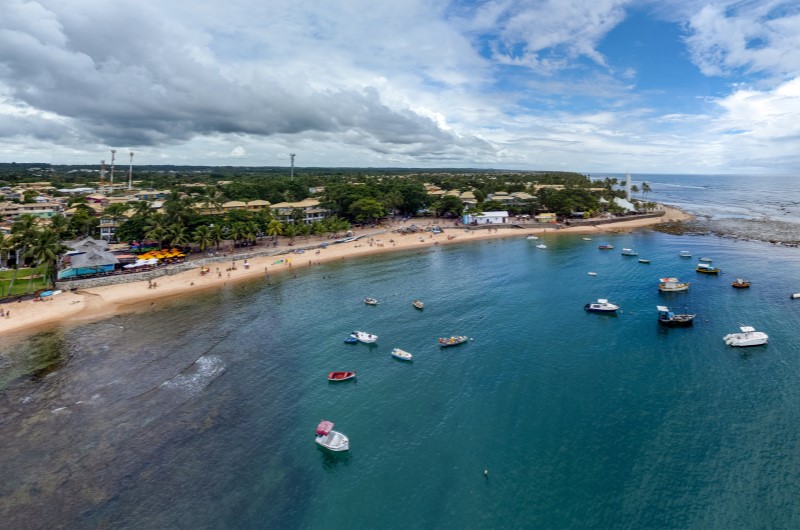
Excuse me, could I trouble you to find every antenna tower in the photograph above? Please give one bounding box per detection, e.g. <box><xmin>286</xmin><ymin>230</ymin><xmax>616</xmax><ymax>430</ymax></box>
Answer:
<box><xmin>290</xmin><ymin>153</ymin><xmax>296</xmax><ymax>180</ymax></box>
<box><xmin>109</xmin><ymin>149</ymin><xmax>116</xmax><ymax>187</ymax></box>
<box><xmin>128</xmin><ymin>151</ymin><xmax>134</xmax><ymax>190</ymax></box>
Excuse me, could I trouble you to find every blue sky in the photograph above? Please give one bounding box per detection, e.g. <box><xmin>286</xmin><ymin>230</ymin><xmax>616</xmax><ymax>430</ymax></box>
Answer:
<box><xmin>1</xmin><ymin>0</ymin><xmax>799</xmax><ymax>174</ymax></box>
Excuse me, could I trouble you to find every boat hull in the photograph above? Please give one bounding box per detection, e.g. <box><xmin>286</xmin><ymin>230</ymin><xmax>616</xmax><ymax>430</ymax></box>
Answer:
<box><xmin>439</xmin><ymin>336</ymin><xmax>468</xmax><ymax>347</ymax></box>
<box><xmin>658</xmin><ymin>315</ymin><xmax>695</xmax><ymax>327</ymax></box>
<box><xmin>328</xmin><ymin>371</ymin><xmax>356</xmax><ymax>381</ymax></box>
<box><xmin>316</xmin><ymin>431</ymin><xmax>350</xmax><ymax>451</ymax></box>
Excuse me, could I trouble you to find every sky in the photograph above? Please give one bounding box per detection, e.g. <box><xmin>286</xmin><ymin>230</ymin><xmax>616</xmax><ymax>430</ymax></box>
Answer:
<box><xmin>1</xmin><ymin>0</ymin><xmax>800</xmax><ymax>175</ymax></box>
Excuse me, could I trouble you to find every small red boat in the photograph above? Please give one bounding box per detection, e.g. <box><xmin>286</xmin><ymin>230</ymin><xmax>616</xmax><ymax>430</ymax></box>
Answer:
<box><xmin>327</xmin><ymin>371</ymin><xmax>356</xmax><ymax>381</ymax></box>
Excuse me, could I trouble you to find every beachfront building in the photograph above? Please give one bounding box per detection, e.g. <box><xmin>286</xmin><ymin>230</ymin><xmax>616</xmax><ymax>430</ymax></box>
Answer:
<box><xmin>270</xmin><ymin>198</ymin><xmax>327</xmax><ymax>224</ymax></box>
<box><xmin>534</xmin><ymin>212</ymin><xmax>557</xmax><ymax>223</ymax></box>
<box><xmin>58</xmin><ymin>237</ymin><xmax>119</xmax><ymax>279</ymax></box>
<box><xmin>462</xmin><ymin>211</ymin><xmax>509</xmax><ymax>225</ymax></box>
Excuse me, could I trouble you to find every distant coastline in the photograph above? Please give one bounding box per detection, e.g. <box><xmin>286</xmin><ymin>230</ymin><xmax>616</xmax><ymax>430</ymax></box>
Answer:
<box><xmin>0</xmin><ymin>205</ymin><xmax>692</xmax><ymax>340</ymax></box>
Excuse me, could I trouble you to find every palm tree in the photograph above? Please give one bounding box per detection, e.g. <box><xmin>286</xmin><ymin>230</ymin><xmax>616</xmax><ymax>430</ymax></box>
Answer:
<box><xmin>283</xmin><ymin>223</ymin><xmax>298</xmax><ymax>244</ymax></box>
<box><xmin>266</xmin><ymin>219</ymin><xmax>283</xmax><ymax>241</ymax></box>
<box><xmin>165</xmin><ymin>223</ymin><xmax>189</xmax><ymax>248</ymax></box>
<box><xmin>23</xmin><ymin>228</ymin><xmax>65</xmax><ymax>290</ymax></box>
<box><xmin>209</xmin><ymin>224</ymin><xmax>224</xmax><ymax>251</ymax></box>
<box><xmin>193</xmin><ymin>226</ymin><xmax>214</xmax><ymax>253</ymax></box>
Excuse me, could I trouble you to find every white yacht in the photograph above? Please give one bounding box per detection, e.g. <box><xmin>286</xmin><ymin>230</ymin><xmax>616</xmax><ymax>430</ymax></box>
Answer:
<box><xmin>723</xmin><ymin>326</ymin><xmax>768</xmax><ymax>347</ymax></box>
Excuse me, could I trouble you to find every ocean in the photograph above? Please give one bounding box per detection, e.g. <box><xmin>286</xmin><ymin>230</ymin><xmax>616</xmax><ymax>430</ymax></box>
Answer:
<box><xmin>2</xmin><ymin>174</ymin><xmax>800</xmax><ymax>528</ymax></box>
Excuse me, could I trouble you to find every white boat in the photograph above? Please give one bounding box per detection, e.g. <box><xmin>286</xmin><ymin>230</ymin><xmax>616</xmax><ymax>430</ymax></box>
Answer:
<box><xmin>699</xmin><ymin>257</ymin><xmax>713</xmax><ymax>262</ymax></box>
<box><xmin>350</xmin><ymin>330</ymin><xmax>378</xmax><ymax>343</ymax></box>
<box><xmin>315</xmin><ymin>420</ymin><xmax>350</xmax><ymax>451</ymax></box>
<box><xmin>792</xmin><ymin>293</ymin><xmax>800</xmax><ymax>299</ymax></box>
<box><xmin>588</xmin><ymin>272</ymin><xmax>597</xmax><ymax>276</ymax></box>
<box><xmin>659</xmin><ymin>277</ymin><xmax>690</xmax><ymax>292</ymax></box>
<box><xmin>364</xmin><ymin>297</ymin><xmax>379</xmax><ymax>305</ymax></box>
<box><xmin>536</xmin><ymin>243</ymin><xmax>547</xmax><ymax>249</ymax></box>
<box><xmin>582</xmin><ymin>237</ymin><xmax>592</xmax><ymax>241</ymax></box>
<box><xmin>723</xmin><ymin>326</ymin><xmax>768</xmax><ymax>347</ymax></box>
<box><xmin>584</xmin><ymin>299</ymin><xmax>619</xmax><ymax>313</ymax></box>
<box><xmin>526</xmin><ymin>235</ymin><xmax>539</xmax><ymax>240</ymax></box>
<box><xmin>391</xmin><ymin>348</ymin><xmax>413</xmax><ymax>361</ymax></box>
<box><xmin>679</xmin><ymin>250</ymin><xmax>692</xmax><ymax>257</ymax></box>
<box><xmin>621</xmin><ymin>248</ymin><xmax>638</xmax><ymax>256</ymax></box>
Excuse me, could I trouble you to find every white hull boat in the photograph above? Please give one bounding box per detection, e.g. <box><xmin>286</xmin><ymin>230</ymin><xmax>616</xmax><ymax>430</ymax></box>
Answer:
<box><xmin>351</xmin><ymin>330</ymin><xmax>378</xmax><ymax>343</ymax></box>
<box><xmin>315</xmin><ymin>420</ymin><xmax>350</xmax><ymax>451</ymax></box>
<box><xmin>723</xmin><ymin>326</ymin><xmax>768</xmax><ymax>347</ymax></box>
<box><xmin>391</xmin><ymin>348</ymin><xmax>413</xmax><ymax>361</ymax></box>
<box><xmin>536</xmin><ymin>243</ymin><xmax>547</xmax><ymax>249</ymax></box>
<box><xmin>584</xmin><ymin>298</ymin><xmax>619</xmax><ymax>313</ymax></box>
<box><xmin>526</xmin><ymin>235</ymin><xmax>539</xmax><ymax>240</ymax></box>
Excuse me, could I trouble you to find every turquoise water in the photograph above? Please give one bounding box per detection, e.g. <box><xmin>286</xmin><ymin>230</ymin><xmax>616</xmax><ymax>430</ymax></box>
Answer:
<box><xmin>2</xmin><ymin>230</ymin><xmax>800</xmax><ymax>528</ymax></box>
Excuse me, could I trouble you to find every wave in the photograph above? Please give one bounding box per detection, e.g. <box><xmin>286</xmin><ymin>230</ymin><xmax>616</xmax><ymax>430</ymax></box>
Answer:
<box><xmin>160</xmin><ymin>355</ymin><xmax>227</xmax><ymax>396</ymax></box>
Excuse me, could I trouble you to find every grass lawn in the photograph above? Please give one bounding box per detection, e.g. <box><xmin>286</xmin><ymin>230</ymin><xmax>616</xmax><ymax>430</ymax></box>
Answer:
<box><xmin>0</xmin><ymin>266</ymin><xmax>51</xmax><ymax>297</ymax></box>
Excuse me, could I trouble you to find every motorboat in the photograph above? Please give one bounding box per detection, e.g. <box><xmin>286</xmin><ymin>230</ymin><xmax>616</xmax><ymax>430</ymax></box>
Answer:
<box><xmin>598</xmin><ymin>244</ymin><xmax>614</xmax><ymax>250</ymax></box>
<box><xmin>731</xmin><ymin>279</ymin><xmax>750</xmax><ymax>288</ymax></box>
<box><xmin>344</xmin><ymin>335</ymin><xmax>358</xmax><ymax>344</ymax></box>
<box><xmin>391</xmin><ymin>348</ymin><xmax>413</xmax><ymax>361</ymax></box>
<box><xmin>536</xmin><ymin>243</ymin><xmax>547</xmax><ymax>249</ymax></box>
<box><xmin>315</xmin><ymin>420</ymin><xmax>350</xmax><ymax>451</ymax></box>
<box><xmin>584</xmin><ymin>299</ymin><xmax>619</xmax><ymax>313</ymax></box>
<box><xmin>699</xmin><ymin>257</ymin><xmax>713</xmax><ymax>262</ymax></box>
<box><xmin>659</xmin><ymin>277</ymin><xmax>689</xmax><ymax>292</ymax></box>
<box><xmin>526</xmin><ymin>235</ymin><xmax>539</xmax><ymax>240</ymax></box>
<box><xmin>792</xmin><ymin>293</ymin><xmax>800</xmax><ymax>299</ymax></box>
<box><xmin>328</xmin><ymin>371</ymin><xmax>356</xmax><ymax>381</ymax></box>
<box><xmin>412</xmin><ymin>299</ymin><xmax>425</xmax><ymax>310</ymax></box>
<box><xmin>582</xmin><ymin>237</ymin><xmax>592</xmax><ymax>241</ymax></box>
<box><xmin>439</xmin><ymin>336</ymin><xmax>469</xmax><ymax>347</ymax></box>
<box><xmin>364</xmin><ymin>297</ymin><xmax>379</xmax><ymax>305</ymax></box>
<box><xmin>621</xmin><ymin>248</ymin><xmax>638</xmax><ymax>256</ymax></box>
<box><xmin>696</xmin><ymin>263</ymin><xmax>720</xmax><ymax>274</ymax></box>
<box><xmin>723</xmin><ymin>326</ymin><xmax>768</xmax><ymax>347</ymax></box>
<box><xmin>679</xmin><ymin>250</ymin><xmax>691</xmax><ymax>257</ymax></box>
<box><xmin>638</xmin><ymin>259</ymin><xmax>650</xmax><ymax>264</ymax></box>
<box><xmin>588</xmin><ymin>272</ymin><xmax>597</xmax><ymax>276</ymax></box>
<box><xmin>350</xmin><ymin>331</ymin><xmax>378</xmax><ymax>343</ymax></box>
<box><xmin>657</xmin><ymin>305</ymin><xmax>695</xmax><ymax>327</ymax></box>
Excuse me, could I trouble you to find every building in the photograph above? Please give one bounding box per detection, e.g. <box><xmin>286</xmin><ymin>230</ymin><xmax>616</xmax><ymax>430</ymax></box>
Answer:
<box><xmin>462</xmin><ymin>211</ymin><xmax>509</xmax><ymax>225</ymax></box>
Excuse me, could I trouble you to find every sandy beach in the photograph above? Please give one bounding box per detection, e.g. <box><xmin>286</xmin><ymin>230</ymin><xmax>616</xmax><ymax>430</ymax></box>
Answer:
<box><xmin>0</xmin><ymin>207</ymin><xmax>691</xmax><ymax>338</ymax></box>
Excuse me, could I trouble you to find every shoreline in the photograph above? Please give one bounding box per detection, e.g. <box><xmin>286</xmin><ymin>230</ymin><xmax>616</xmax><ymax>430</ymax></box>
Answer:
<box><xmin>0</xmin><ymin>207</ymin><xmax>692</xmax><ymax>339</ymax></box>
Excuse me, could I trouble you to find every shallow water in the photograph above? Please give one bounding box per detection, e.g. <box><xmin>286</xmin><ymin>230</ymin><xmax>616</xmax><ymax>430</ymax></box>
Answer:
<box><xmin>2</xmin><ymin>230</ymin><xmax>800</xmax><ymax>528</ymax></box>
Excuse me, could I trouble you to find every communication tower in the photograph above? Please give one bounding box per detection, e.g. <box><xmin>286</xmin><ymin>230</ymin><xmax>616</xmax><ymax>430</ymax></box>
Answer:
<box><xmin>110</xmin><ymin>149</ymin><xmax>116</xmax><ymax>186</ymax></box>
<box><xmin>290</xmin><ymin>153</ymin><xmax>296</xmax><ymax>180</ymax></box>
<box><xmin>128</xmin><ymin>151</ymin><xmax>134</xmax><ymax>190</ymax></box>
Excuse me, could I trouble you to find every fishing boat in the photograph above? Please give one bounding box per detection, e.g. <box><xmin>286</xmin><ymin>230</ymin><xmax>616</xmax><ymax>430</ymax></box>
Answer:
<box><xmin>679</xmin><ymin>250</ymin><xmax>691</xmax><ymax>257</ymax></box>
<box><xmin>439</xmin><ymin>336</ymin><xmax>469</xmax><ymax>347</ymax></box>
<box><xmin>536</xmin><ymin>243</ymin><xmax>547</xmax><ymax>249</ymax></box>
<box><xmin>696</xmin><ymin>263</ymin><xmax>721</xmax><ymax>274</ymax></box>
<box><xmin>315</xmin><ymin>420</ymin><xmax>350</xmax><ymax>451</ymax></box>
<box><xmin>412</xmin><ymin>299</ymin><xmax>425</xmax><ymax>309</ymax></box>
<box><xmin>327</xmin><ymin>371</ymin><xmax>356</xmax><ymax>381</ymax></box>
<box><xmin>731</xmin><ymin>279</ymin><xmax>750</xmax><ymax>288</ymax></box>
<box><xmin>350</xmin><ymin>330</ymin><xmax>378</xmax><ymax>343</ymax></box>
<box><xmin>659</xmin><ymin>277</ymin><xmax>690</xmax><ymax>292</ymax></box>
<box><xmin>391</xmin><ymin>348</ymin><xmax>413</xmax><ymax>361</ymax></box>
<box><xmin>723</xmin><ymin>326</ymin><xmax>768</xmax><ymax>347</ymax></box>
<box><xmin>598</xmin><ymin>244</ymin><xmax>615</xmax><ymax>250</ymax></box>
<box><xmin>657</xmin><ymin>305</ymin><xmax>695</xmax><ymax>327</ymax></box>
<box><xmin>584</xmin><ymin>299</ymin><xmax>619</xmax><ymax>313</ymax></box>
<box><xmin>621</xmin><ymin>248</ymin><xmax>638</xmax><ymax>256</ymax></box>
<box><xmin>364</xmin><ymin>297</ymin><xmax>379</xmax><ymax>305</ymax></box>
<box><xmin>699</xmin><ymin>257</ymin><xmax>713</xmax><ymax>262</ymax></box>
<box><xmin>638</xmin><ymin>259</ymin><xmax>650</xmax><ymax>264</ymax></box>
<box><xmin>526</xmin><ymin>235</ymin><xmax>539</xmax><ymax>240</ymax></box>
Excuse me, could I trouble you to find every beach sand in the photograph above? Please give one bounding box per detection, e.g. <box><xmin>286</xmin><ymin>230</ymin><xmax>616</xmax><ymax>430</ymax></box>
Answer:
<box><xmin>0</xmin><ymin>207</ymin><xmax>691</xmax><ymax>338</ymax></box>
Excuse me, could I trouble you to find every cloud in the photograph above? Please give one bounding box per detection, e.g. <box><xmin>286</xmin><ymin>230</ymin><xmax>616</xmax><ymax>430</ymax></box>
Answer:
<box><xmin>684</xmin><ymin>2</ymin><xmax>800</xmax><ymax>78</ymax></box>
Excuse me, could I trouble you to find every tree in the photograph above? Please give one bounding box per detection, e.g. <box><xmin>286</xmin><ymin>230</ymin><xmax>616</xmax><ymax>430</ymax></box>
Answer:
<box><xmin>266</xmin><ymin>219</ymin><xmax>283</xmax><ymax>241</ymax></box>
<box><xmin>437</xmin><ymin>195</ymin><xmax>465</xmax><ymax>218</ymax></box>
<box><xmin>23</xmin><ymin>227</ymin><xmax>65</xmax><ymax>290</ymax></box>
<box><xmin>193</xmin><ymin>225</ymin><xmax>214</xmax><ymax>253</ymax></box>
<box><xmin>349</xmin><ymin>197</ymin><xmax>386</xmax><ymax>224</ymax></box>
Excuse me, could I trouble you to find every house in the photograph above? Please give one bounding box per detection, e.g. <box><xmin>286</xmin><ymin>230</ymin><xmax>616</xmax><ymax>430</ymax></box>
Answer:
<box><xmin>58</xmin><ymin>237</ymin><xmax>118</xmax><ymax>279</ymax></box>
<box><xmin>462</xmin><ymin>211</ymin><xmax>509</xmax><ymax>225</ymax></box>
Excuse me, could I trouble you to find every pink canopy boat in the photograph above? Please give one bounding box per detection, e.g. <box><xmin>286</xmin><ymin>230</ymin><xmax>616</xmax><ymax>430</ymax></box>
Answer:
<box><xmin>315</xmin><ymin>420</ymin><xmax>350</xmax><ymax>451</ymax></box>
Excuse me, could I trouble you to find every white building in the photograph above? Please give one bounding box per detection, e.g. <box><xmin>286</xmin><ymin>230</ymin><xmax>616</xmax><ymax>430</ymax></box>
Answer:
<box><xmin>462</xmin><ymin>211</ymin><xmax>509</xmax><ymax>225</ymax></box>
